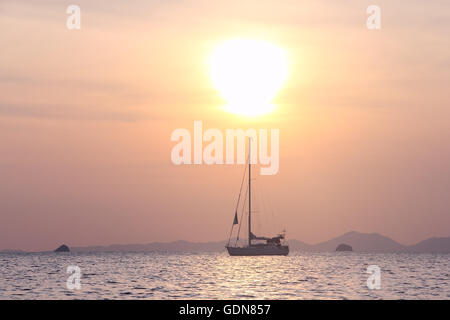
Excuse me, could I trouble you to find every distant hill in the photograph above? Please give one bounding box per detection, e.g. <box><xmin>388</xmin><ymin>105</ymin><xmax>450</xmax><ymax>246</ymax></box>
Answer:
<box><xmin>68</xmin><ymin>232</ymin><xmax>450</xmax><ymax>253</ymax></box>
<box><xmin>286</xmin><ymin>239</ymin><xmax>314</xmax><ymax>251</ymax></box>
<box><xmin>408</xmin><ymin>237</ymin><xmax>450</xmax><ymax>253</ymax></box>
<box><xmin>4</xmin><ymin>232</ymin><xmax>450</xmax><ymax>253</ymax></box>
<box><xmin>0</xmin><ymin>249</ymin><xmax>26</xmax><ymax>254</ymax></box>
<box><xmin>71</xmin><ymin>240</ymin><xmax>226</xmax><ymax>253</ymax></box>
<box><xmin>311</xmin><ymin>231</ymin><xmax>407</xmax><ymax>253</ymax></box>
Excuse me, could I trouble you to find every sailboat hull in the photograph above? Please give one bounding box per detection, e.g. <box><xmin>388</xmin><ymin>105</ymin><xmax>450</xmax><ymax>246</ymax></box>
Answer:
<box><xmin>226</xmin><ymin>245</ymin><xmax>289</xmax><ymax>256</ymax></box>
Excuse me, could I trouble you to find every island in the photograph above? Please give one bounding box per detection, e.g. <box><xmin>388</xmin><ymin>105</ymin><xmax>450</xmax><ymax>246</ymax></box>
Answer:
<box><xmin>54</xmin><ymin>244</ymin><xmax>70</xmax><ymax>252</ymax></box>
<box><xmin>336</xmin><ymin>243</ymin><xmax>353</xmax><ymax>252</ymax></box>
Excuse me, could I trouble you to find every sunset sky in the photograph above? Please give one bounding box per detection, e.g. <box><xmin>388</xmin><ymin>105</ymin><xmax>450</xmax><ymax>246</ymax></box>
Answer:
<box><xmin>1</xmin><ymin>0</ymin><xmax>450</xmax><ymax>251</ymax></box>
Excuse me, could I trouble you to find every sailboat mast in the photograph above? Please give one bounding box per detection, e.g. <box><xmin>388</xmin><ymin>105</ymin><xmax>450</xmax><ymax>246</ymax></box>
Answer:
<box><xmin>248</xmin><ymin>137</ymin><xmax>251</xmax><ymax>246</ymax></box>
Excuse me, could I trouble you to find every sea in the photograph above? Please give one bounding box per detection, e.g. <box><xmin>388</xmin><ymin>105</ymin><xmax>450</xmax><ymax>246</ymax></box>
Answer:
<box><xmin>0</xmin><ymin>251</ymin><xmax>449</xmax><ymax>299</ymax></box>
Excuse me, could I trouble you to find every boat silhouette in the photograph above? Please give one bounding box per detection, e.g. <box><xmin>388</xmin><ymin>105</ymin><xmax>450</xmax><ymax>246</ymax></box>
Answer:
<box><xmin>226</xmin><ymin>138</ymin><xmax>289</xmax><ymax>256</ymax></box>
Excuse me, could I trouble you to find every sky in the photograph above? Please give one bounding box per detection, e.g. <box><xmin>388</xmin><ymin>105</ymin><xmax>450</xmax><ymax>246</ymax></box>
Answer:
<box><xmin>1</xmin><ymin>0</ymin><xmax>450</xmax><ymax>251</ymax></box>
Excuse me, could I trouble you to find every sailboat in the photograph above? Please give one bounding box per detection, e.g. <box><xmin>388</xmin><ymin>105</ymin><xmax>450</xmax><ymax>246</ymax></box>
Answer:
<box><xmin>226</xmin><ymin>138</ymin><xmax>289</xmax><ymax>256</ymax></box>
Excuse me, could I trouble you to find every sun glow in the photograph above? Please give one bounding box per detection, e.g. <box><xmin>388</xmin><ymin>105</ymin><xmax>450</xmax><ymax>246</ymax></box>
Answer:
<box><xmin>210</xmin><ymin>39</ymin><xmax>288</xmax><ymax>117</ymax></box>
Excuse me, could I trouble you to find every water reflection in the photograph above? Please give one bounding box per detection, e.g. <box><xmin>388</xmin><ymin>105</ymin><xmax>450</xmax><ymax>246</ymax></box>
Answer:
<box><xmin>0</xmin><ymin>252</ymin><xmax>449</xmax><ymax>299</ymax></box>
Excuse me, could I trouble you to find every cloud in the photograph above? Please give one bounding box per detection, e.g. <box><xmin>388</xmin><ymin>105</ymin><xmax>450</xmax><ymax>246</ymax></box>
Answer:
<box><xmin>0</xmin><ymin>103</ymin><xmax>148</xmax><ymax>122</ymax></box>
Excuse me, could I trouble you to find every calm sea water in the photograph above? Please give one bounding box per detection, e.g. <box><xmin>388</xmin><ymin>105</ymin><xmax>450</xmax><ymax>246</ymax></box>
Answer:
<box><xmin>0</xmin><ymin>252</ymin><xmax>449</xmax><ymax>299</ymax></box>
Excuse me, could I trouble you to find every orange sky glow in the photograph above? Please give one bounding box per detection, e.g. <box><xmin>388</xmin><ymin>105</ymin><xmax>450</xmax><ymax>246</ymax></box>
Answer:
<box><xmin>1</xmin><ymin>0</ymin><xmax>450</xmax><ymax>251</ymax></box>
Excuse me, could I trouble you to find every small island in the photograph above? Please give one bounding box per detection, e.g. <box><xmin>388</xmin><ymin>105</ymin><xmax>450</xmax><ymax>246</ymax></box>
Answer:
<box><xmin>54</xmin><ymin>244</ymin><xmax>70</xmax><ymax>253</ymax></box>
<box><xmin>336</xmin><ymin>243</ymin><xmax>353</xmax><ymax>252</ymax></box>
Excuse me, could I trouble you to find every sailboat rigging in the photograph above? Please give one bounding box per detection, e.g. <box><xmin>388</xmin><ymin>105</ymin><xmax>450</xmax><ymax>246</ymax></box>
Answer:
<box><xmin>226</xmin><ymin>138</ymin><xmax>289</xmax><ymax>256</ymax></box>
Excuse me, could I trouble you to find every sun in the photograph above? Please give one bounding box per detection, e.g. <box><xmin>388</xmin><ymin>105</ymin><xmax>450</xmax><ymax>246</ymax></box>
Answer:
<box><xmin>210</xmin><ymin>39</ymin><xmax>288</xmax><ymax>117</ymax></box>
